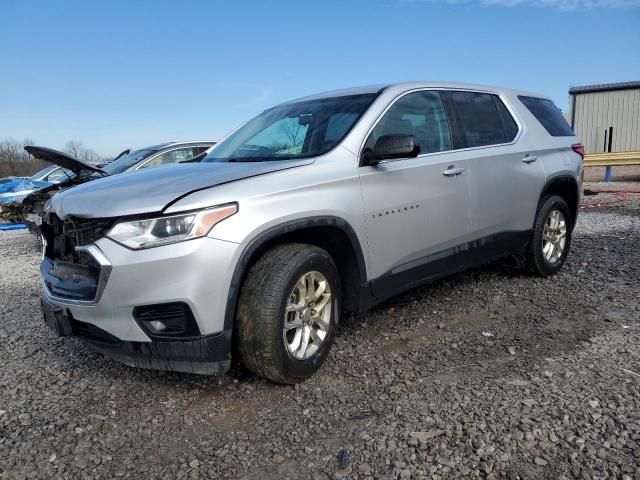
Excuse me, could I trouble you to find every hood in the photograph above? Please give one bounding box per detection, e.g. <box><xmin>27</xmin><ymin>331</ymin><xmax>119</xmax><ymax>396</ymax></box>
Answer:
<box><xmin>50</xmin><ymin>159</ymin><xmax>313</xmax><ymax>219</ymax></box>
<box><xmin>25</xmin><ymin>146</ymin><xmax>108</xmax><ymax>176</ymax></box>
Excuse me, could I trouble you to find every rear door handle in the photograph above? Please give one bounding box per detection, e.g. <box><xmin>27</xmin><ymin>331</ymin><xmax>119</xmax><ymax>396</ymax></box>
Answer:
<box><xmin>522</xmin><ymin>155</ymin><xmax>537</xmax><ymax>164</ymax></box>
<box><xmin>443</xmin><ymin>166</ymin><xmax>465</xmax><ymax>177</ymax></box>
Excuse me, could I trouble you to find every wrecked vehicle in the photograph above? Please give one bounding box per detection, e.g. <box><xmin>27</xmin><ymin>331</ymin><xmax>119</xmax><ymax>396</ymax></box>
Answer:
<box><xmin>1</xmin><ymin>155</ymin><xmax>103</xmax><ymax>224</ymax></box>
<box><xmin>38</xmin><ymin>82</ymin><xmax>582</xmax><ymax>384</ymax></box>
<box><xmin>7</xmin><ymin>141</ymin><xmax>215</xmax><ymax>231</ymax></box>
<box><xmin>30</xmin><ymin>165</ymin><xmax>76</xmax><ymax>183</ymax></box>
<box><xmin>0</xmin><ymin>177</ymin><xmax>49</xmax><ymax>204</ymax></box>
<box><xmin>0</xmin><ymin>166</ymin><xmax>72</xmax><ymax>205</ymax></box>
<box><xmin>17</xmin><ymin>147</ymin><xmax>109</xmax><ymax>230</ymax></box>
<box><xmin>0</xmin><ymin>167</ymin><xmax>71</xmax><ymax>222</ymax></box>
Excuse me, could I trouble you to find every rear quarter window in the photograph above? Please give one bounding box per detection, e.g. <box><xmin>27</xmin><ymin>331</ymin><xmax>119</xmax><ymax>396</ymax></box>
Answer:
<box><xmin>518</xmin><ymin>96</ymin><xmax>574</xmax><ymax>137</ymax></box>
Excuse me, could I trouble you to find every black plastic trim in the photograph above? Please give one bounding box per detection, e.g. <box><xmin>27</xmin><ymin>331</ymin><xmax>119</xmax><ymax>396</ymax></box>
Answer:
<box><xmin>133</xmin><ymin>302</ymin><xmax>202</xmax><ymax>341</ymax></box>
<box><xmin>441</xmin><ymin>92</ymin><xmax>466</xmax><ymax>150</ymax></box>
<box><xmin>359</xmin><ymin>230</ymin><xmax>531</xmax><ymax>311</ymax></box>
<box><xmin>84</xmin><ymin>329</ymin><xmax>232</xmax><ymax>375</ymax></box>
<box><xmin>540</xmin><ymin>175</ymin><xmax>580</xmax><ymax>229</ymax></box>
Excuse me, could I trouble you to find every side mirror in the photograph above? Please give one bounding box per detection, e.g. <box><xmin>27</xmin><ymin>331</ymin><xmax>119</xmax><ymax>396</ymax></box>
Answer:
<box><xmin>363</xmin><ymin>134</ymin><xmax>420</xmax><ymax>165</ymax></box>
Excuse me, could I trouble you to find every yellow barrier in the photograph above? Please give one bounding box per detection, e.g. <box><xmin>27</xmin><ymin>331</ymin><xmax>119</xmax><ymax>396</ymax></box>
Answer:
<box><xmin>583</xmin><ymin>151</ymin><xmax>640</xmax><ymax>167</ymax></box>
<box><xmin>583</xmin><ymin>151</ymin><xmax>640</xmax><ymax>181</ymax></box>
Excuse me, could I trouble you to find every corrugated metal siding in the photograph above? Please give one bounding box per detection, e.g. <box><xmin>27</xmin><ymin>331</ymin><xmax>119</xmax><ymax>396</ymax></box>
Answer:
<box><xmin>570</xmin><ymin>88</ymin><xmax>640</xmax><ymax>153</ymax></box>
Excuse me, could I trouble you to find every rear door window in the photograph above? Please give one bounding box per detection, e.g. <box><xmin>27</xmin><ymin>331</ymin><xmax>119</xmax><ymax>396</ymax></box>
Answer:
<box><xmin>445</xmin><ymin>91</ymin><xmax>517</xmax><ymax>148</ymax></box>
<box><xmin>518</xmin><ymin>96</ymin><xmax>574</xmax><ymax>136</ymax></box>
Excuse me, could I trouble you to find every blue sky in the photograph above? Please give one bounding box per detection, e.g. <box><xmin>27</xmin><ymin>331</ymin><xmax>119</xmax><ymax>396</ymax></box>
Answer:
<box><xmin>1</xmin><ymin>0</ymin><xmax>639</xmax><ymax>156</ymax></box>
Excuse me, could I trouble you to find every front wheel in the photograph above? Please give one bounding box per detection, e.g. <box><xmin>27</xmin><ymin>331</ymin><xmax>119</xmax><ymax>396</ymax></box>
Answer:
<box><xmin>235</xmin><ymin>243</ymin><xmax>340</xmax><ymax>384</ymax></box>
<box><xmin>525</xmin><ymin>195</ymin><xmax>573</xmax><ymax>277</ymax></box>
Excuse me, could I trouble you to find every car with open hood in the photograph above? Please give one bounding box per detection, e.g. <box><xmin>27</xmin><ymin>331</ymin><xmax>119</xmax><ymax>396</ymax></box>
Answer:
<box><xmin>37</xmin><ymin>82</ymin><xmax>583</xmax><ymax>383</ymax></box>
<box><xmin>0</xmin><ymin>166</ymin><xmax>72</xmax><ymax>205</ymax></box>
<box><xmin>13</xmin><ymin>141</ymin><xmax>215</xmax><ymax>230</ymax></box>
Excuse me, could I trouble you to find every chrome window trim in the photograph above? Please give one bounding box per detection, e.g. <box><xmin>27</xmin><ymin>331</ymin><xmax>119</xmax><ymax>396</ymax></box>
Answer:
<box><xmin>358</xmin><ymin>87</ymin><xmax>524</xmax><ymax>164</ymax></box>
<box><xmin>131</xmin><ymin>143</ymin><xmax>214</xmax><ymax>171</ymax></box>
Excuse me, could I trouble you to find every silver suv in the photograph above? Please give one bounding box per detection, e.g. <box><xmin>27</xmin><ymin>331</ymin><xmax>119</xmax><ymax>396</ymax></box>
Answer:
<box><xmin>39</xmin><ymin>82</ymin><xmax>583</xmax><ymax>383</ymax></box>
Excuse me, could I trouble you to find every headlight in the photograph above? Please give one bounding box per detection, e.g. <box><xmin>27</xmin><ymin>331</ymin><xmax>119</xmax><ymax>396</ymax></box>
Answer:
<box><xmin>107</xmin><ymin>204</ymin><xmax>237</xmax><ymax>249</ymax></box>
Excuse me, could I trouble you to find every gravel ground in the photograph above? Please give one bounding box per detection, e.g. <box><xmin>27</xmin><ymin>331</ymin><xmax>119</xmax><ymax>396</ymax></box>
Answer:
<box><xmin>1</xmin><ymin>198</ymin><xmax>639</xmax><ymax>480</ymax></box>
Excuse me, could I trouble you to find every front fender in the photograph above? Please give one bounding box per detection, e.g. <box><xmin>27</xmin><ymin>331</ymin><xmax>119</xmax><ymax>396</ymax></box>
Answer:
<box><xmin>221</xmin><ymin>216</ymin><xmax>368</xmax><ymax>331</ymax></box>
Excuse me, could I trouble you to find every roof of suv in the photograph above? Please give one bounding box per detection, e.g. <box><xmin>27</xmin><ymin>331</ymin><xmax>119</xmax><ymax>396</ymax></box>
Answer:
<box><xmin>286</xmin><ymin>82</ymin><xmax>547</xmax><ymax>104</ymax></box>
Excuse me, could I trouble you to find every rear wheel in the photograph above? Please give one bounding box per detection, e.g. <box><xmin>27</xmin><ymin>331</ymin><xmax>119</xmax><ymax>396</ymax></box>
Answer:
<box><xmin>236</xmin><ymin>243</ymin><xmax>340</xmax><ymax>384</ymax></box>
<box><xmin>525</xmin><ymin>195</ymin><xmax>572</xmax><ymax>277</ymax></box>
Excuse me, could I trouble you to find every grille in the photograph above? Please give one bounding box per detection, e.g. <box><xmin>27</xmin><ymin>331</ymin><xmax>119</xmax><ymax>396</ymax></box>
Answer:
<box><xmin>42</xmin><ymin>258</ymin><xmax>99</xmax><ymax>301</ymax></box>
<box><xmin>43</xmin><ymin>215</ymin><xmax>114</xmax><ymax>261</ymax></box>
<box><xmin>67</xmin><ymin>218</ymin><xmax>114</xmax><ymax>246</ymax></box>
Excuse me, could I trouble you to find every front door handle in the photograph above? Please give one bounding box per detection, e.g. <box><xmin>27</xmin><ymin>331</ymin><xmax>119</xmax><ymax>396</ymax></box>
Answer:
<box><xmin>443</xmin><ymin>166</ymin><xmax>465</xmax><ymax>177</ymax></box>
<box><xmin>522</xmin><ymin>155</ymin><xmax>538</xmax><ymax>164</ymax></box>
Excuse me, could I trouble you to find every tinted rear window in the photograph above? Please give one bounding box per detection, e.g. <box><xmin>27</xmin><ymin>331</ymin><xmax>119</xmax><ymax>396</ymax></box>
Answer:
<box><xmin>518</xmin><ymin>96</ymin><xmax>574</xmax><ymax>136</ymax></box>
<box><xmin>446</xmin><ymin>92</ymin><xmax>518</xmax><ymax>148</ymax></box>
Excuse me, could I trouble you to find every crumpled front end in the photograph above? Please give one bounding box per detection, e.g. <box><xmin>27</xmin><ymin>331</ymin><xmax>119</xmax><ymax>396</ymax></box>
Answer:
<box><xmin>39</xmin><ymin>213</ymin><xmax>239</xmax><ymax>375</ymax></box>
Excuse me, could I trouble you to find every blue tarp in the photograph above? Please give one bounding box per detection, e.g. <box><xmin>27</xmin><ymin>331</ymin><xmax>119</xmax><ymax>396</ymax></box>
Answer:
<box><xmin>0</xmin><ymin>177</ymin><xmax>51</xmax><ymax>204</ymax></box>
<box><xmin>0</xmin><ymin>223</ymin><xmax>27</xmax><ymax>231</ymax></box>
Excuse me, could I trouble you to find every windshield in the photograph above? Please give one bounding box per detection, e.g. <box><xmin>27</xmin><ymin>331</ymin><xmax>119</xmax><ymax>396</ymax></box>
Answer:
<box><xmin>102</xmin><ymin>149</ymin><xmax>157</xmax><ymax>175</ymax></box>
<box><xmin>204</xmin><ymin>93</ymin><xmax>378</xmax><ymax>162</ymax></box>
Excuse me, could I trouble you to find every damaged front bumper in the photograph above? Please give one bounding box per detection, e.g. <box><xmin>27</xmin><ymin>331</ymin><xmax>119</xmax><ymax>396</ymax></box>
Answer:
<box><xmin>41</xmin><ymin>296</ymin><xmax>231</xmax><ymax>375</ymax></box>
<box><xmin>39</xmin><ymin>230</ymin><xmax>240</xmax><ymax>375</ymax></box>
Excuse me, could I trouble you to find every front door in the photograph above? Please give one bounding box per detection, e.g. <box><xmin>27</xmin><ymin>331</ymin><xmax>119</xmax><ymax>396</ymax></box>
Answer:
<box><xmin>357</xmin><ymin>90</ymin><xmax>470</xmax><ymax>295</ymax></box>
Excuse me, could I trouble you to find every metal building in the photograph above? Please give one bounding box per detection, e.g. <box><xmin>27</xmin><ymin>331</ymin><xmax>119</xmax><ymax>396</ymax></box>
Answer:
<box><xmin>567</xmin><ymin>81</ymin><xmax>640</xmax><ymax>154</ymax></box>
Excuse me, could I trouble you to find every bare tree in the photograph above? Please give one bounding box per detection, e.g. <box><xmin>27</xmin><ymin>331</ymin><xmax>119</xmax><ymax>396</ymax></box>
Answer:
<box><xmin>63</xmin><ymin>141</ymin><xmax>103</xmax><ymax>164</ymax></box>
<box><xmin>0</xmin><ymin>138</ymin><xmax>110</xmax><ymax>177</ymax></box>
<box><xmin>277</xmin><ymin>119</ymin><xmax>304</xmax><ymax>151</ymax></box>
<box><xmin>0</xmin><ymin>138</ymin><xmax>44</xmax><ymax>177</ymax></box>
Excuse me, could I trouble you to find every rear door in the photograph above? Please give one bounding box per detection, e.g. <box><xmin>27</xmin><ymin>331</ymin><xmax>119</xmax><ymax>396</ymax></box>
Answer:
<box><xmin>442</xmin><ymin>90</ymin><xmax>545</xmax><ymax>238</ymax></box>
<box><xmin>358</xmin><ymin>90</ymin><xmax>470</xmax><ymax>292</ymax></box>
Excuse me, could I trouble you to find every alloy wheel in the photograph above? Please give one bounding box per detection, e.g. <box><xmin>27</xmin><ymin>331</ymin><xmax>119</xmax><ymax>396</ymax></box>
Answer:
<box><xmin>283</xmin><ymin>271</ymin><xmax>332</xmax><ymax>360</ymax></box>
<box><xmin>542</xmin><ymin>209</ymin><xmax>567</xmax><ymax>264</ymax></box>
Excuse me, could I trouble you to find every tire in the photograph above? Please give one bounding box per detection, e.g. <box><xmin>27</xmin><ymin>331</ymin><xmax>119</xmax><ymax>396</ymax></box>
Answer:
<box><xmin>525</xmin><ymin>195</ymin><xmax>573</xmax><ymax>277</ymax></box>
<box><xmin>235</xmin><ymin>243</ymin><xmax>341</xmax><ymax>384</ymax></box>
